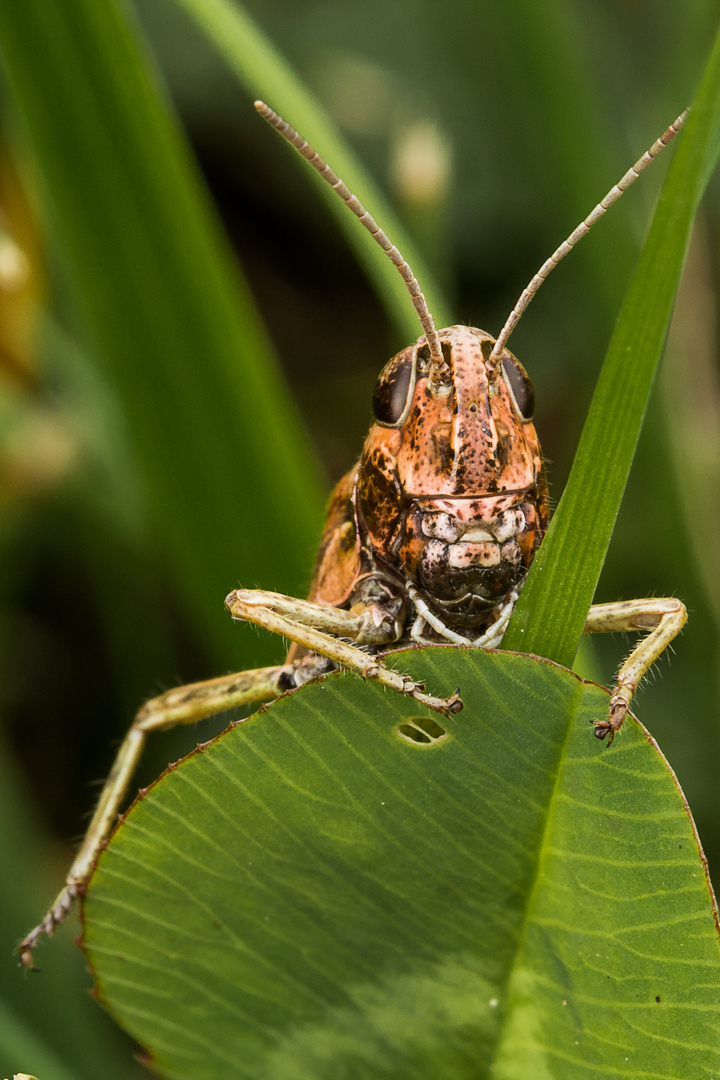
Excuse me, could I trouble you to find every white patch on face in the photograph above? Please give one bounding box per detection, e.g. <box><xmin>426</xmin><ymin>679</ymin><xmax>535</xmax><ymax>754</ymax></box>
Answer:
<box><xmin>493</xmin><ymin>509</ymin><xmax>526</xmax><ymax>543</ymax></box>
<box><xmin>421</xmin><ymin>512</ymin><xmax>461</xmax><ymax>542</ymax></box>
<box><xmin>447</xmin><ymin>542</ymin><xmax>501</xmax><ymax>568</ymax></box>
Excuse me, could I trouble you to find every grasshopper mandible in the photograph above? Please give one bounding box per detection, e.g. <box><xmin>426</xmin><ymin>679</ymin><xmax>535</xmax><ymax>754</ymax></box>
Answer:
<box><xmin>19</xmin><ymin>102</ymin><xmax>688</xmax><ymax>969</ymax></box>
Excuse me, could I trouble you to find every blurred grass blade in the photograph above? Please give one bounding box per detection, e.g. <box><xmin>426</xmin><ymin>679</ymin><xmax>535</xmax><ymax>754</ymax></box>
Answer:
<box><xmin>0</xmin><ymin>0</ymin><xmax>325</xmax><ymax>668</ymax></box>
<box><xmin>0</xmin><ymin>997</ymin><xmax>76</xmax><ymax>1080</ymax></box>
<box><xmin>170</xmin><ymin>0</ymin><xmax>452</xmax><ymax>335</ymax></box>
<box><xmin>504</xmin><ymin>25</ymin><xmax>720</xmax><ymax>665</ymax></box>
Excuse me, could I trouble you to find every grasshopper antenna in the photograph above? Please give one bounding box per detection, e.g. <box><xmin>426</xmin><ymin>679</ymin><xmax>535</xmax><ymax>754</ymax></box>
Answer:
<box><xmin>489</xmin><ymin>109</ymin><xmax>689</xmax><ymax>370</ymax></box>
<box><xmin>255</xmin><ymin>101</ymin><xmax>449</xmax><ymax>388</ymax></box>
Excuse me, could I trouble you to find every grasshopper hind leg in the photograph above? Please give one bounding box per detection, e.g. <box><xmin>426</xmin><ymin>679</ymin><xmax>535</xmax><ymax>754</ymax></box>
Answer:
<box><xmin>19</xmin><ymin>661</ymin><xmax>294</xmax><ymax>970</ymax></box>
<box><xmin>21</xmin><ymin>582</ymin><xmax>465</xmax><ymax>970</ymax></box>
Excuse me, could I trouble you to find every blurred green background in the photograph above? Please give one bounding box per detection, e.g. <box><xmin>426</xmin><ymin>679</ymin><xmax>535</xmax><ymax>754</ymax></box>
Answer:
<box><xmin>0</xmin><ymin>0</ymin><xmax>718</xmax><ymax>1075</ymax></box>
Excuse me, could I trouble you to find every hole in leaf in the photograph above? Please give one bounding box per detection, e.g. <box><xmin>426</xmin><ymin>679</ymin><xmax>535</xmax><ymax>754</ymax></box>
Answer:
<box><xmin>396</xmin><ymin>716</ymin><xmax>448</xmax><ymax>746</ymax></box>
<box><xmin>418</xmin><ymin>716</ymin><xmax>448</xmax><ymax>739</ymax></box>
<box><xmin>397</xmin><ymin>724</ymin><xmax>432</xmax><ymax>744</ymax></box>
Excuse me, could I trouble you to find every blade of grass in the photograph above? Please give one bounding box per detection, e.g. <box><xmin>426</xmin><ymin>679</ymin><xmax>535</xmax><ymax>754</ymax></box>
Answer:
<box><xmin>503</xmin><ymin>24</ymin><xmax>720</xmax><ymax>666</ymax></box>
<box><xmin>169</xmin><ymin>0</ymin><xmax>452</xmax><ymax>335</ymax></box>
<box><xmin>0</xmin><ymin>0</ymin><xmax>326</xmax><ymax>666</ymax></box>
<box><xmin>0</xmin><ymin>996</ymin><xmax>78</xmax><ymax>1080</ymax></box>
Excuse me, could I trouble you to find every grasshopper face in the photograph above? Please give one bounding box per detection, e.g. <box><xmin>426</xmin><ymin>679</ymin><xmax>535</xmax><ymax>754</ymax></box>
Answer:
<box><xmin>355</xmin><ymin>324</ymin><xmax>548</xmax><ymax>632</ymax></box>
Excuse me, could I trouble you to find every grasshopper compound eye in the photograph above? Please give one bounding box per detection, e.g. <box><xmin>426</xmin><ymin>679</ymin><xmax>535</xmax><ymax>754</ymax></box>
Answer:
<box><xmin>501</xmin><ymin>354</ymin><xmax>535</xmax><ymax>421</ymax></box>
<box><xmin>371</xmin><ymin>349</ymin><xmax>418</xmax><ymax>427</ymax></box>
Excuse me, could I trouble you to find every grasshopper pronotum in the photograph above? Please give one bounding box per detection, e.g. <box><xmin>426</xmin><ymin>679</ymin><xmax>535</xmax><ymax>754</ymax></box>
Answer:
<box><xmin>19</xmin><ymin>102</ymin><xmax>688</xmax><ymax>969</ymax></box>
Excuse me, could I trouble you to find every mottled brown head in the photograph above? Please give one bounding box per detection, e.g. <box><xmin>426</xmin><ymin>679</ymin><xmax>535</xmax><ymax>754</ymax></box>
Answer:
<box><xmin>357</xmin><ymin>325</ymin><xmax>546</xmax><ymax>542</ymax></box>
<box><xmin>351</xmin><ymin>326</ymin><xmax>548</xmax><ymax>622</ymax></box>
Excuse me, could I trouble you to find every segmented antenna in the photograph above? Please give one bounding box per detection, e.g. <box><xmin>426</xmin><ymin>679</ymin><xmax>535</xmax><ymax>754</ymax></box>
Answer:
<box><xmin>489</xmin><ymin>109</ymin><xmax>688</xmax><ymax>369</ymax></box>
<box><xmin>255</xmin><ymin>101</ymin><xmax>449</xmax><ymax>387</ymax></box>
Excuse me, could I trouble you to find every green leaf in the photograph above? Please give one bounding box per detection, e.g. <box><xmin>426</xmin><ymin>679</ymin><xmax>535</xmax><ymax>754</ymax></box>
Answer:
<box><xmin>0</xmin><ymin>0</ymin><xmax>325</xmax><ymax>666</ymax></box>
<box><xmin>83</xmin><ymin>648</ymin><xmax>720</xmax><ymax>1079</ymax></box>
<box><xmin>503</xmin><ymin>25</ymin><xmax>720</xmax><ymax>666</ymax></box>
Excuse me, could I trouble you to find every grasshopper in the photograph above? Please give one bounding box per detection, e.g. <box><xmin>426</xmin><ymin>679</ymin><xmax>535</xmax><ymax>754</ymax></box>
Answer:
<box><xmin>19</xmin><ymin>102</ymin><xmax>688</xmax><ymax>970</ymax></box>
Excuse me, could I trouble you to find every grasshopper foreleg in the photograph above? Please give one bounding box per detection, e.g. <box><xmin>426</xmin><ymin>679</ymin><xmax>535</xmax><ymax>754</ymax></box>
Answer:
<box><xmin>226</xmin><ymin>589</ymin><xmax>463</xmax><ymax>716</ymax></box>
<box><xmin>584</xmin><ymin>597</ymin><xmax>687</xmax><ymax>744</ymax></box>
